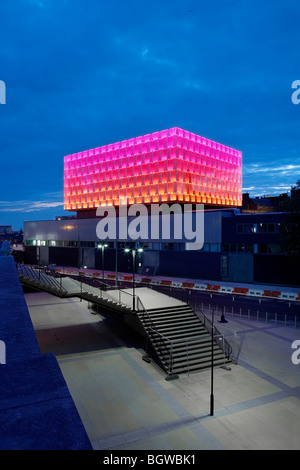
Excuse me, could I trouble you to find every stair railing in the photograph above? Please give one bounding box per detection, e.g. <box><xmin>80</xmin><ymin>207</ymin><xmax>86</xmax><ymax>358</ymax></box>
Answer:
<box><xmin>196</xmin><ymin>309</ymin><xmax>233</xmax><ymax>359</ymax></box>
<box><xmin>171</xmin><ymin>336</ymin><xmax>204</xmax><ymax>376</ymax></box>
<box><xmin>17</xmin><ymin>264</ymin><xmax>68</xmax><ymax>293</ymax></box>
<box><xmin>135</xmin><ymin>296</ymin><xmax>177</xmax><ymax>378</ymax></box>
<box><xmin>54</xmin><ymin>273</ymin><xmax>136</xmax><ymax>308</ymax></box>
<box><xmin>147</xmin><ymin>327</ymin><xmax>175</xmax><ymax>377</ymax></box>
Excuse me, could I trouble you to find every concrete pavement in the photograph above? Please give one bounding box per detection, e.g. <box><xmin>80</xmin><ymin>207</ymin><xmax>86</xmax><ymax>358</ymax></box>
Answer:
<box><xmin>25</xmin><ymin>289</ymin><xmax>300</xmax><ymax>450</ymax></box>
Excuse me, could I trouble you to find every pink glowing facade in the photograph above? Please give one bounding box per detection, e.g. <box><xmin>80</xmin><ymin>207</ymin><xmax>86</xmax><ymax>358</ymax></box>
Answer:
<box><xmin>63</xmin><ymin>127</ymin><xmax>242</xmax><ymax>211</ymax></box>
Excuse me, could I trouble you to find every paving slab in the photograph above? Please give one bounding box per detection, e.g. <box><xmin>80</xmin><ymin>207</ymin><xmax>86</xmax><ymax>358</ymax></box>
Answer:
<box><xmin>24</xmin><ymin>287</ymin><xmax>300</xmax><ymax>450</ymax></box>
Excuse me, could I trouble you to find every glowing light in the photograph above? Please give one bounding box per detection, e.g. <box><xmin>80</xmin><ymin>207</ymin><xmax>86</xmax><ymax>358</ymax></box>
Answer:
<box><xmin>64</xmin><ymin>127</ymin><xmax>242</xmax><ymax>210</ymax></box>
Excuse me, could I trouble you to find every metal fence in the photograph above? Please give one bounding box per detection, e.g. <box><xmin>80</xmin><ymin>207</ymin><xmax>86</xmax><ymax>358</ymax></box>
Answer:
<box><xmin>192</xmin><ymin>301</ymin><xmax>299</xmax><ymax>328</ymax></box>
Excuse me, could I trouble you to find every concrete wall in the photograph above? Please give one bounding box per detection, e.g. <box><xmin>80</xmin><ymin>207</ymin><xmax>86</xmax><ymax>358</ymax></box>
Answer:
<box><xmin>222</xmin><ymin>253</ymin><xmax>253</xmax><ymax>283</ymax></box>
<box><xmin>158</xmin><ymin>251</ymin><xmax>222</xmax><ymax>280</ymax></box>
<box><xmin>0</xmin><ymin>256</ymin><xmax>92</xmax><ymax>449</ymax></box>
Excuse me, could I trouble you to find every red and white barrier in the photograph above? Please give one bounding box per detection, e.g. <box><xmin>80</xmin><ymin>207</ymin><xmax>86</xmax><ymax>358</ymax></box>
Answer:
<box><xmin>54</xmin><ymin>267</ymin><xmax>300</xmax><ymax>301</ymax></box>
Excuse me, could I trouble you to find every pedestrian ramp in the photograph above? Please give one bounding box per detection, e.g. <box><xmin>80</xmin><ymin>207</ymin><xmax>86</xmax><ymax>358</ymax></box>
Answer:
<box><xmin>17</xmin><ymin>264</ymin><xmax>233</xmax><ymax>379</ymax></box>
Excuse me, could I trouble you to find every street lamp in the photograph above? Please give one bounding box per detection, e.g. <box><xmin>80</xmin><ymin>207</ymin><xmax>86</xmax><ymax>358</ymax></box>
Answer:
<box><xmin>125</xmin><ymin>247</ymin><xmax>143</xmax><ymax>311</ymax></box>
<box><xmin>115</xmin><ymin>242</ymin><xmax>118</xmax><ymax>288</ymax></box>
<box><xmin>210</xmin><ymin>306</ymin><xmax>215</xmax><ymax>416</ymax></box>
<box><xmin>98</xmin><ymin>243</ymin><xmax>108</xmax><ymax>282</ymax></box>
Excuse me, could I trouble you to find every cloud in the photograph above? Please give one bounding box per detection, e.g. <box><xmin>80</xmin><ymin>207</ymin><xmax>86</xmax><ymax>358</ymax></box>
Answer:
<box><xmin>0</xmin><ymin>200</ymin><xmax>63</xmax><ymax>213</ymax></box>
<box><xmin>244</xmin><ymin>164</ymin><xmax>300</xmax><ymax>176</ymax></box>
<box><xmin>1</xmin><ymin>0</ymin><xmax>300</xmax><ymax>229</ymax></box>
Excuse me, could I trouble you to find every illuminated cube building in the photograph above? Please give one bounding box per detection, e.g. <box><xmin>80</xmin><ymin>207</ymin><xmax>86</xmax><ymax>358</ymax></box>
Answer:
<box><xmin>64</xmin><ymin>127</ymin><xmax>242</xmax><ymax>212</ymax></box>
<box><xmin>24</xmin><ymin>129</ymin><xmax>298</xmax><ymax>284</ymax></box>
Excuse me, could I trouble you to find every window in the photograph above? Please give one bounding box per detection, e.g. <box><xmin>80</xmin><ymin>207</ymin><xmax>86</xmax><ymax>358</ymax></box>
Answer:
<box><xmin>237</xmin><ymin>243</ymin><xmax>253</xmax><ymax>253</ymax></box>
<box><xmin>258</xmin><ymin>222</ymin><xmax>277</xmax><ymax>233</ymax></box>
<box><xmin>80</xmin><ymin>241</ymin><xmax>94</xmax><ymax>247</ymax></box>
<box><xmin>223</xmin><ymin>243</ymin><xmax>236</xmax><ymax>253</ymax></box>
<box><xmin>65</xmin><ymin>240</ymin><xmax>78</xmax><ymax>247</ymax></box>
<box><xmin>258</xmin><ymin>244</ymin><xmax>267</xmax><ymax>253</ymax></box>
<box><xmin>25</xmin><ymin>240</ymin><xmax>35</xmax><ymax>246</ymax></box>
<box><xmin>267</xmin><ymin>244</ymin><xmax>281</xmax><ymax>253</ymax></box>
<box><xmin>267</xmin><ymin>224</ymin><xmax>275</xmax><ymax>233</ymax></box>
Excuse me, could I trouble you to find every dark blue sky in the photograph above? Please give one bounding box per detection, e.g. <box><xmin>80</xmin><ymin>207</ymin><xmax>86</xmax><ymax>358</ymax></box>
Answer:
<box><xmin>1</xmin><ymin>0</ymin><xmax>300</xmax><ymax>230</ymax></box>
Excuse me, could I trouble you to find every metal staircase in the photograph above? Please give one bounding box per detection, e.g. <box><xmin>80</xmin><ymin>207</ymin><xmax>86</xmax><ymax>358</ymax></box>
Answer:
<box><xmin>17</xmin><ymin>263</ymin><xmax>68</xmax><ymax>296</ymax></box>
<box><xmin>17</xmin><ymin>264</ymin><xmax>233</xmax><ymax>379</ymax></box>
<box><xmin>17</xmin><ymin>264</ymin><xmax>134</xmax><ymax>313</ymax></box>
<box><xmin>137</xmin><ymin>300</ymin><xmax>232</xmax><ymax>379</ymax></box>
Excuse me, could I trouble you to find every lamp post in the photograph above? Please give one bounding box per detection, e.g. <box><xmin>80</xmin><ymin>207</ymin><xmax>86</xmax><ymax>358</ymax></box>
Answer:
<box><xmin>115</xmin><ymin>242</ymin><xmax>118</xmax><ymax>288</ymax></box>
<box><xmin>210</xmin><ymin>307</ymin><xmax>215</xmax><ymax>416</ymax></box>
<box><xmin>98</xmin><ymin>243</ymin><xmax>108</xmax><ymax>283</ymax></box>
<box><xmin>125</xmin><ymin>247</ymin><xmax>143</xmax><ymax>311</ymax></box>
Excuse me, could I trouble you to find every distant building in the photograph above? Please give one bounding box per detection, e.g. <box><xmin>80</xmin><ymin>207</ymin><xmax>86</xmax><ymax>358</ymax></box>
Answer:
<box><xmin>64</xmin><ymin>127</ymin><xmax>243</xmax><ymax>211</ymax></box>
<box><xmin>23</xmin><ymin>207</ymin><xmax>300</xmax><ymax>286</ymax></box>
<box><xmin>22</xmin><ymin>128</ymin><xmax>300</xmax><ymax>286</ymax></box>
<box><xmin>242</xmin><ymin>193</ymin><xmax>289</xmax><ymax>213</ymax></box>
<box><xmin>0</xmin><ymin>225</ymin><xmax>12</xmax><ymax>234</ymax></box>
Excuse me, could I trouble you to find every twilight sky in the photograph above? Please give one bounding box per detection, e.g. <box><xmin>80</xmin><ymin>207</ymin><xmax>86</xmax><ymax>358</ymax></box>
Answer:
<box><xmin>1</xmin><ymin>0</ymin><xmax>300</xmax><ymax>229</ymax></box>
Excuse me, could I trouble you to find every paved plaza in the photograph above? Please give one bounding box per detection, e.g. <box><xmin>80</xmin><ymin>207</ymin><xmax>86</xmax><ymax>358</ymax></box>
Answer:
<box><xmin>25</xmin><ymin>290</ymin><xmax>300</xmax><ymax>450</ymax></box>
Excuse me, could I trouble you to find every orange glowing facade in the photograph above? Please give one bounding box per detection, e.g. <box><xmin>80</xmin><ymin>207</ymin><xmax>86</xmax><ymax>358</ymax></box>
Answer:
<box><xmin>63</xmin><ymin>127</ymin><xmax>242</xmax><ymax>211</ymax></box>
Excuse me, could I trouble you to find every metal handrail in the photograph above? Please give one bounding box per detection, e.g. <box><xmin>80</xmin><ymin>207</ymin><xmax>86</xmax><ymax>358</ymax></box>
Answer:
<box><xmin>74</xmin><ymin>277</ymin><xmax>135</xmax><ymax>310</ymax></box>
<box><xmin>135</xmin><ymin>296</ymin><xmax>176</xmax><ymax>376</ymax></box>
<box><xmin>196</xmin><ymin>308</ymin><xmax>233</xmax><ymax>359</ymax></box>
<box><xmin>147</xmin><ymin>327</ymin><xmax>174</xmax><ymax>375</ymax></box>
<box><xmin>136</xmin><ymin>295</ymin><xmax>233</xmax><ymax>375</ymax></box>
<box><xmin>17</xmin><ymin>264</ymin><xmax>68</xmax><ymax>293</ymax></box>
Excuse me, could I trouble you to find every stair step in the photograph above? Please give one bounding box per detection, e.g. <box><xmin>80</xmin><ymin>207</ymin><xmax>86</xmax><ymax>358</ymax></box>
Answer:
<box><xmin>171</xmin><ymin>338</ymin><xmax>212</xmax><ymax>352</ymax></box>
<box><xmin>152</xmin><ymin>328</ymin><xmax>206</xmax><ymax>339</ymax></box>
<box><xmin>147</xmin><ymin>305</ymin><xmax>191</xmax><ymax>312</ymax></box>
<box><xmin>170</xmin><ymin>358</ymin><xmax>231</xmax><ymax>374</ymax></box>
<box><xmin>152</xmin><ymin>320</ymin><xmax>203</xmax><ymax>329</ymax></box>
<box><xmin>162</xmin><ymin>350</ymin><xmax>225</xmax><ymax>367</ymax></box>
<box><xmin>140</xmin><ymin>313</ymin><xmax>198</xmax><ymax>323</ymax></box>
<box><xmin>171</xmin><ymin>344</ymin><xmax>221</xmax><ymax>358</ymax></box>
<box><xmin>146</xmin><ymin>311</ymin><xmax>194</xmax><ymax>318</ymax></box>
<box><xmin>147</xmin><ymin>308</ymin><xmax>195</xmax><ymax>315</ymax></box>
<box><xmin>150</xmin><ymin>330</ymin><xmax>210</xmax><ymax>344</ymax></box>
<box><xmin>155</xmin><ymin>340</ymin><xmax>212</xmax><ymax>355</ymax></box>
<box><xmin>163</xmin><ymin>351</ymin><xmax>224</xmax><ymax>365</ymax></box>
<box><xmin>153</xmin><ymin>330</ymin><xmax>209</xmax><ymax>341</ymax></box>
<box><xmin>148</xmin><ymin>333</ymin><xmax>209</xmax><ymax>345</ymax></box>
<box><xmin>154</xmin><ymin>337</ymin><xmax>214</xmax><ymax>355</ymax></box>
<box><xmin>160</xmin><ymin>351</ymin><xmax>224</xmax><ymax>368</ymax></box>
<box><xmin>142</xmin><ymin>318</ymin><xmax>201</xmax><ymax>329</ymax></box>
<box><xmin>145</xmin><ymin>325</ymin><xmax>203</xmax><ymax>335</ymax></box>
